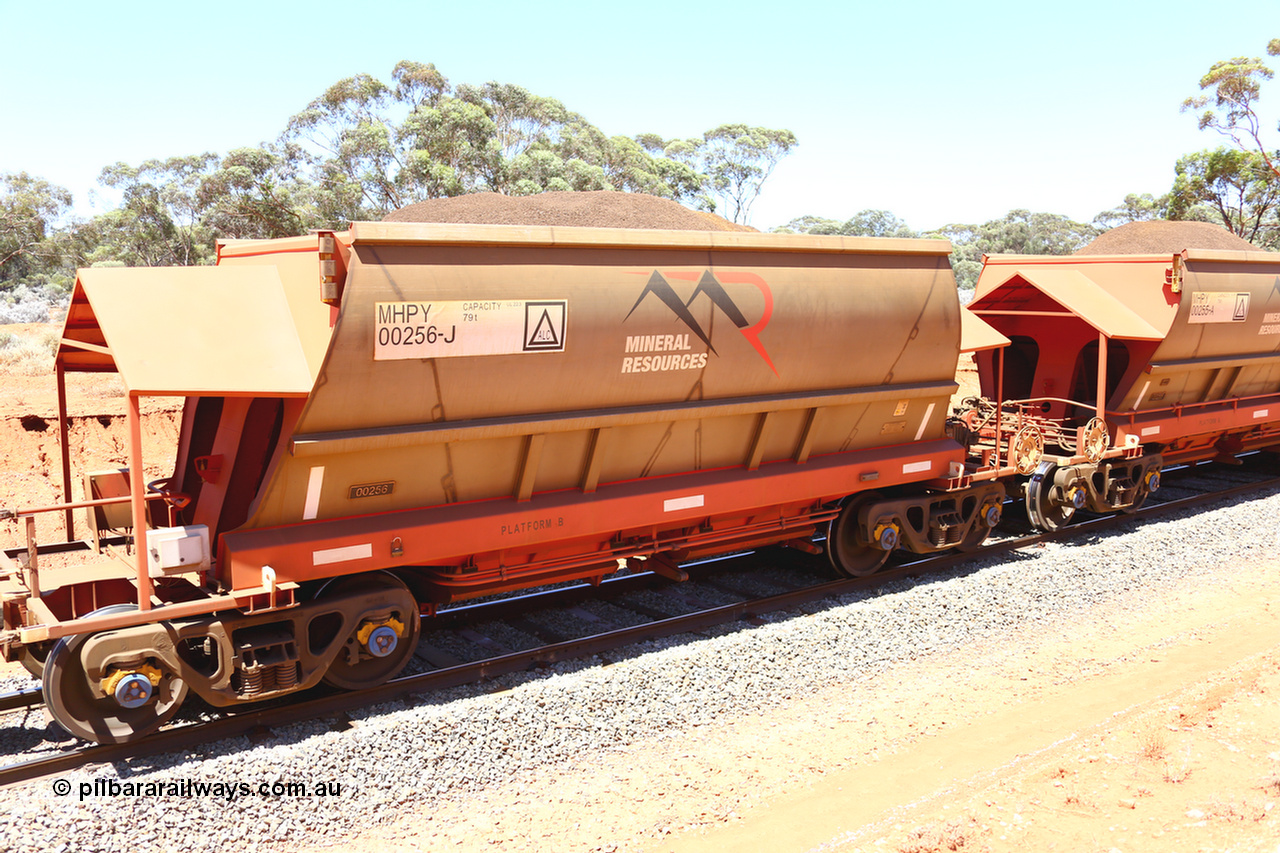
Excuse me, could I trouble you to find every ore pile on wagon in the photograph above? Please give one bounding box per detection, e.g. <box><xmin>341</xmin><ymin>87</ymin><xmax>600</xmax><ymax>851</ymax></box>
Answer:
<box><xmin>2</xmin><ymin>205</ymin><xmax>1278</xmax><ymax>745</ymax></box>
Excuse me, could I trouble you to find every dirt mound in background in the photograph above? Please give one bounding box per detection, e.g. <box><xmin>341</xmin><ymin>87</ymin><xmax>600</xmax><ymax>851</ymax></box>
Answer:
<box><xmin>385</xmin><ymin>191</ymin><xmax>755</xmax><ymax>232</ymax></box>
<box><xmin>1075</xmin><ymin>220</ymin><xmax>1257</xmax><ymax>254</ymax></box>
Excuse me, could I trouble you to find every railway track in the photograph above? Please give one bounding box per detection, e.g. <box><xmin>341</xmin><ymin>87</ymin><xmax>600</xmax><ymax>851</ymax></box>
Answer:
<box><xmin>2</xmin><ymin>457</ymin><xmax>1278</xmax><ymax>789</ymax></box>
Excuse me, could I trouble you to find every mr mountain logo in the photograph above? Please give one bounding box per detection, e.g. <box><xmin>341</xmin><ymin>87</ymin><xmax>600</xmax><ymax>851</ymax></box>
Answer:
<box><xmin>620</xmin><ymin>270</ymin><xmax>777</xmax><ymax>376</ymax></box>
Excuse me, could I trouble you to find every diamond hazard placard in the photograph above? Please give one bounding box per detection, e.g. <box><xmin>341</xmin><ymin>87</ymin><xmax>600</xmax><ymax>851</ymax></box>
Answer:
<box><xmin>523</xmin><ymin>301</ymin><xmax>566</xmax><ymax>351</ymax></box>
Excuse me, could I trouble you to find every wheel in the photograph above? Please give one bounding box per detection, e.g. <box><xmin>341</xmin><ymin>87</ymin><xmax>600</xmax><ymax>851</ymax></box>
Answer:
<box><xmin>826</xmin><ymin>493</ymin><xmax>892</xmax><ymax>578</ymax></box>
<box><xmin>954</xmin><ymin>522</ymin><xmax>991</xmax><ymax>553</ymax></box>
<box><xmin>19</xmin><ymin>640</ymin><xmax>52</xmax><ymax>678</ymax></box>
<box><xmin>1119</xmin><ymin>489</ymin><xmax>1148</xmax><ymax>514</ymax></box>
<box><xmin>1120</xmin><ymin>466</ymin><xmax>1160</xmax><ymax>515</ymax></box>
<box><xmin>43</xmin><ymin>604</ymin><xmax>188</xmax><ymax>744</ymax></box>
<box><xmin>1024</xmin><ymin>461</ymin><xmax>1076</xmax><ymax>532</ymax></box>
<box><xmin>318</xmin><ymin>573</ymin><xmax>421</xmax><ymax>691</ymax></box>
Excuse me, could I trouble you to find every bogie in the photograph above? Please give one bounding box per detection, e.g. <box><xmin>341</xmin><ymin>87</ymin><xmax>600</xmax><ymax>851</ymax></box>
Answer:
<box><xmin>39</xmin><ymin>571</ymin><xmax>425</xmax><ymax>744</ymax></box>
<box><xmin>827</xmin><ymin>483</ymin><xmax>1007</xmax><ymax>576</ymax></box>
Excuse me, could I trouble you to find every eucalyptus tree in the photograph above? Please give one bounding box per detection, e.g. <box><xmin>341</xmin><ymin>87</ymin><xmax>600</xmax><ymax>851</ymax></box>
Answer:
<box><xmin>282</xmin><ymin>71</ymin><xmax>401</xmax><ymax>223</ymax></box>
<box><xmin>95</xmin><ymin>155</ymin><xmax>219</xmax><ymax>267</ymax></box>
<box><xmin>1168</xmin><ymin>148</ymin><xmax>1280</xmax><ymax>247</ymax></box>
<box><xmin>778</xmin><ymin>207</ymin><xmax>1095</xmax><ymax>290</ymax></box>
<box><xmin>197</xmin><ymin>146</ymin><xmax>314</xmax><ymax>240</ymax></box>
<box><xmin>83</xmin><ymin>145</ymin><xmax>318</xmax><ymax>267</ymax></box>
<box><xmin>924</xmin><ymin>210</ymin><xmax>1097</xmax><ymax>290</ymax></box>
<box><xmin>280</xmin><ymin>61</ymin><xmax>797</xmax><ymax>225</ymax></box>
<box><xmin>698</xmin><ymin>125</ymin><xmax>797</xmax><ymax>224</ymax></box>
<box><xmin>0</xmin><ymin>172</ymin><xmax>72</xmax><ymax>284</ymax></box>
<box><xmin>1176</xmin><ymin>40</ymin><xmax>1280</xmax><ymax>248</ymax></box>
<box><xmin>776</xmin><ymin>210</ymin><xmax>916</xmax><ymax>238</ymax></box>
<box><xmin>773</xmin><ymin>214</ymin><xmax>844</xmax><ymax>235</ymax></box>
<box><xmin>281</xmin><ymin>61</ymin><xmax>725</xmax><ymax>223</ymax></box>
<box><xmin>396</xmin><ymin>92</ymin><xmax>498</xmax><ymax>198</ymax></box>
<box><xmin>5</xmin><ymin>60</ymin><xmax>801</xmax><ymax>287</ymax></box>
<box><xmin>1183</xmin><ymin>39</ymin><xmax>1280</xmax><ymax>180</ymax></box>
<box><xmin>1091</xmin><ymin>193</ymin><xmax>1170</xmax><ymax>229</ymax></box>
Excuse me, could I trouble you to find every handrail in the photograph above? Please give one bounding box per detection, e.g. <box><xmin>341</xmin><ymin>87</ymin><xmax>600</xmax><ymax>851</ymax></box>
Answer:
<box><xmin>0</xmin><ymin>495</ymin><xmax>131</xmax><ymax>521</ymax></box>
<box><xmin>1105</xmin><ymin>389</ymin><xmax>1280</xmax><ymax>423</ymax></box>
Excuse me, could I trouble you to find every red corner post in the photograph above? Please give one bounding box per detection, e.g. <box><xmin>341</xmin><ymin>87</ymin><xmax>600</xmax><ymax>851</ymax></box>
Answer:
<box><xmin>128</xmin><ymin>393</ymin><xmax>152</xmax><ymax>610</ymax></box>
<box><xmin>55</xmin><ymin>363</ymin><xmax>74</xmax><ymax>539</ymax></box>
<box><xmin>1096</xmin><ymin>332</ymin><xmax>1108</xmax><ymax>422</ymax></box>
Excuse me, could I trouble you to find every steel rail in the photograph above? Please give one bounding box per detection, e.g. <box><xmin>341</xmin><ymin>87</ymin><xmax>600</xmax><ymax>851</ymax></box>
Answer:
<box><xmin>3</xmin><ymin>467</ymin><xmax>1279</xmax><ymax>789</ymax></box>
<box><xmin>0</xmin><ymin>547</ymin><xmax>771</xmax><ymax>714</ymax></box>
<box><xmin>0</xmin><ymin>687</ymin><xmax>42</xmax><ymax>713</ymax></box>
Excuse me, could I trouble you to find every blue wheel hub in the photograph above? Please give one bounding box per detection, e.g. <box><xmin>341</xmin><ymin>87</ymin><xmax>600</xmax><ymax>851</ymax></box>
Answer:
<box><xmin>367</xmin><ymin>625</ymin><xmax>398</xmax><ymax>658</ymax></box>
<box><xmin>114</xmin><ymin>673</ymin><xmax>153</xmax><ymax>709</ymax></box>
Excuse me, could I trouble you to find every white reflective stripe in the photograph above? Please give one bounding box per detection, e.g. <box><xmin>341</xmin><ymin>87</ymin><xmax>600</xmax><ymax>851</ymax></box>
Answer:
<box><xmin>913</xmin><ymin>402</ymin><xmax>936</xmax><ymax>442</ymax></box>
<box><xmin>312</xmin><ymin>543</ymin><xmax>373</xmax><ymax>566</ymax></box>
<box><xmin>664</xmin><ymin>494</ymin><xmax>705</xmax><ymax>512</ymax></box>
<box><xmin>1254</xmin><ymin>408</ymin><xmax>1270</xmax><ymax>419</ymax></box>
<box><xmin>303</xmin><ymin>466</ymin><xmax>325</xmax><ymax>520</ymax></box>
<box><xmin>1140</xmin><ymin>426</ymin><xmax>1161</xmax><ymax>436</ymax></box>
<box><xmin>903</xmin><ymin>460</ymin><xmax>931</xmax><ymax>474</ymax></box>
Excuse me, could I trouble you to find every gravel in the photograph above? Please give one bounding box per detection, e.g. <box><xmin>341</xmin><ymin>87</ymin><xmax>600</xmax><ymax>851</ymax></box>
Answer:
<box><xmin>1</xmin><ymin>487</ymin><xmax>1277</xmax><ymax>853</ymax></box>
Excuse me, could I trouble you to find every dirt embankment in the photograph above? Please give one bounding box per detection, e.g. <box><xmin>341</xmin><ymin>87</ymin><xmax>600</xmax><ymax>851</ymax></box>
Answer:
<box><xmin>0</xmin><ymin>324</ymin><xmax>179</xmax><ymax>548</ymax></box>
<box><xmin>0</xmin><ymin>408</ymin><xmax>180</xmax><ymax>547</ymax></box>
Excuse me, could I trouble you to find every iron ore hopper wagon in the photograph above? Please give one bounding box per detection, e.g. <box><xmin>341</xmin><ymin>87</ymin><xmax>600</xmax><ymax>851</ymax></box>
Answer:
<box><xmin>3</xmin><ymin>221</ymin><xmax>1280</xmax><ymax>744</ymax></box>
<box><xmin>0</xmin><ymin>224</ymin><xmax>999</xmax><ymax>742</ymax></box>
<box><xmin>956</xmin><ymin>248</ymin><xmax>1280</xmax><ymax>530</ymax></box>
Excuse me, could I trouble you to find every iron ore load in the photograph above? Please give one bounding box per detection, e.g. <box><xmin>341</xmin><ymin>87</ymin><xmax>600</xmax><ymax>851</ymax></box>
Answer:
<box><xmin>3</xmin><ymin>212</ymin><xmax>1280</xmax><ymax>745</ymax></box>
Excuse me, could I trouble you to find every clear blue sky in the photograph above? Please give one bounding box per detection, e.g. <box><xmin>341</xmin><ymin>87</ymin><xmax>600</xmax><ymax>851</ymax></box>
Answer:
<box><xmin>2</xmin><ymin>0</ymin><xmax>1276</xmax><ymax>231</ymax></box>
